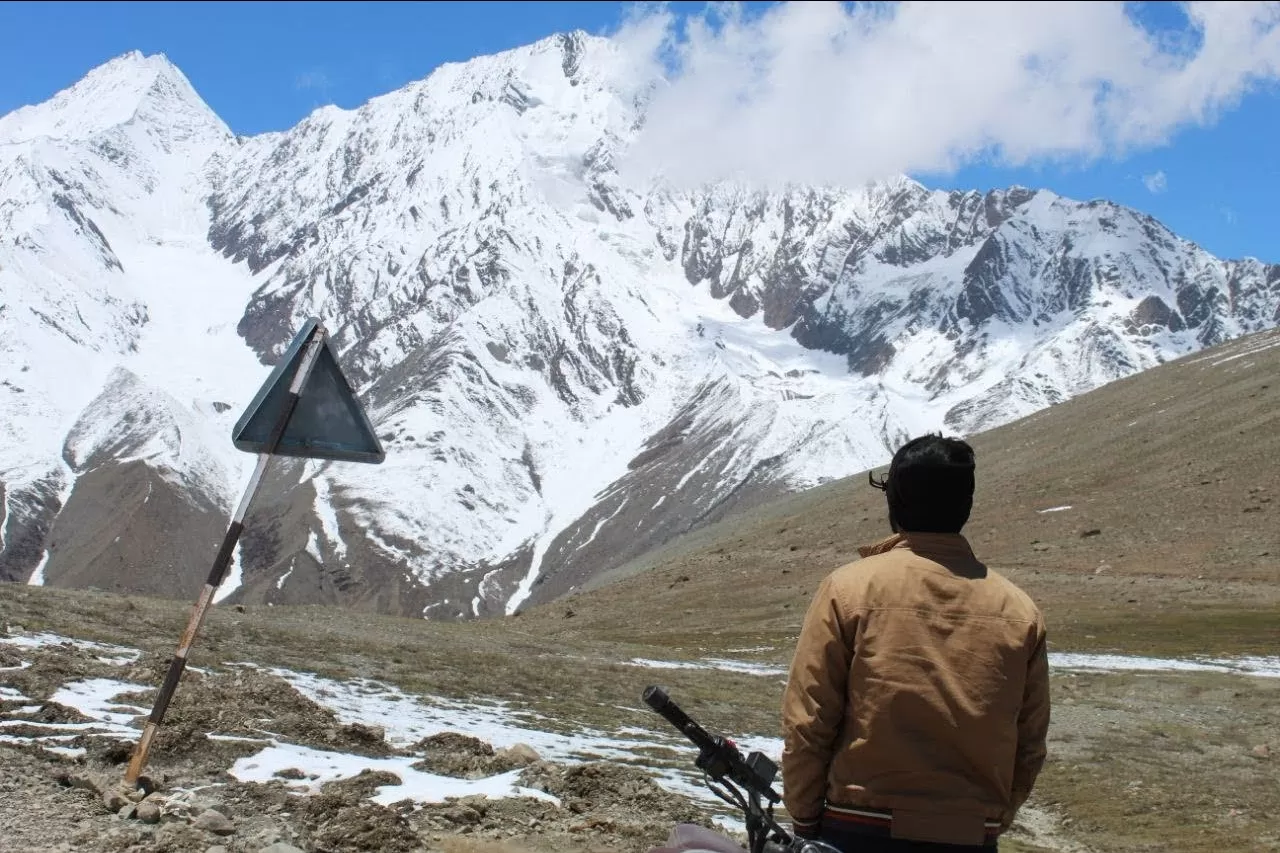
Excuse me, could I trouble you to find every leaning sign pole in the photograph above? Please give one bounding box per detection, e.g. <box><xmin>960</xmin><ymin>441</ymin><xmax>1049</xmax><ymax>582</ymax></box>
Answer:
<box><xmin>125</xmin><ymin>319</ymin><xmax>385</xmax><ymax>788</ymax></box>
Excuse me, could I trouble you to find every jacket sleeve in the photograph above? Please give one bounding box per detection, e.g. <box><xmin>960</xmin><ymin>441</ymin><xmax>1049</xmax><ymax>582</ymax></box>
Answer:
<box><xmin>781</xmin><ymin>574</ymin><xmax>855</xmax><ymax>823</ymax></box>
<box><xmin>1009</xmin><ymin>620</ymin><xmax>1050</xmax><ymax>820</ymax></box>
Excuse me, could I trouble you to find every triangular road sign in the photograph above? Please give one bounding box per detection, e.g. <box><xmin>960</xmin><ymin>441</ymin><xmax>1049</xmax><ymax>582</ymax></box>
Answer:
<box><xmin>127</xmin><ymin>322</ymin><xmax>383</xmax><ymax>787</ymax></box>
<box><xmin>232</xmin><ymin>319</ymin><xmax>386</xmax><ymax>463</ymax></box>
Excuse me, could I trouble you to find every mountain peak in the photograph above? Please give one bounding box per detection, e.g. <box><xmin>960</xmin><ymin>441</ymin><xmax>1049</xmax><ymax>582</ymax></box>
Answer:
<box><xmin>0</xmin><ymin>49</ymin><xmax>229</xmax><ymax>147</ymax></box>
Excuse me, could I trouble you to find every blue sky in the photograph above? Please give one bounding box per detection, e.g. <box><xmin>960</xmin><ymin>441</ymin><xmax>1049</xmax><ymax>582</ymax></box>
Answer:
<box><xmin>1</xmin><ymin>1</ymin><xmax>1276</xmax><ymax>262</ymax></box>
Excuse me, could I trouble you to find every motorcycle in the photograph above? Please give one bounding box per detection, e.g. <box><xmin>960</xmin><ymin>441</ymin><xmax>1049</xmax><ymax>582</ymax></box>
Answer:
<box><xmin>642</xmin><ymin>685</ymin><xmax>842</xmax><ymax>853</ymax></box>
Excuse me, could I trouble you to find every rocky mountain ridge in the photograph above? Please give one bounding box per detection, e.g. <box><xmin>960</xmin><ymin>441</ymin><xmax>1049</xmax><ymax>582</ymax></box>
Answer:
<box><xmin>1</xmin><ymin>34</ymin><xmax>1277</xmax><ymax>619</ymax></box>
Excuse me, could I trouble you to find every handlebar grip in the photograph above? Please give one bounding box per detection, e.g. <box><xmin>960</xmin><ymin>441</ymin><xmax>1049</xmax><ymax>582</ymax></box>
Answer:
<box><xmin>642</xmin><ymin>685</ymin><xmax>690</xmax><ymax>728</ymax></box>
<box><xmin>642</xmin><ymin>684</ymin><xmax>677</xmax><ymax>717</ymax></box>
<box><xmin>643</xmin><ymin>685</ymin><xmax>717</xmax><ymax>752</ymax></box>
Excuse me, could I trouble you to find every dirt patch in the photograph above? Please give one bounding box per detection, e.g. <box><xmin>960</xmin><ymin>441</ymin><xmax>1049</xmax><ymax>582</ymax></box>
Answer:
<box><xmin>29</xmin><ymin>700</ymin><xmax>99</xmax><ymax>725</ymax></box>
<box><xmin>150</xmin><ymin>666</ymin><xmax>393</xmax><ymax>761</ymax></box>
<box><xmin>515</xmin><ymin>760</ymin><xmax>713</xmax><ymax>843</ymax></box>
<box><xmin>412</xmin><ymin>794</ymin><xmax>563</xmax><ymax>843</ymax></box>
<box><xmin>411</xmin><ymin>732</ymin><xmax>538</xmax><ymax>779</ymax></box>
<box><xmin>402</xmin><ymin>760</ymin><xmax>719</xmax><ymax>852</ymax></box>
<box><xmin>1003</xmin><ymin>804</ymin><xmax>1097</xmax><ymax>853</ymax></box>
<box><xmin>519</xmin><ymin>761</ymin><xmax>702</xmax><ymax>819</ymax></box>
<box><xmin>297</xmin><ymin>781</ymin><xmax>422</xmax><ymax>853</ymax></box>
<box><xmin>310</xmin><ymin>801</ymin><xmax>422</xmax><ymax>852</ymax></box>
<box><xmin>318</xmin><ymin>768</ymin><xmax>404</xmax><ymax>801</ymax></box>
<box><xmin>120</xmin><ymin>650</ymin><xmax>181</xmax><ymax>687</ymax></box>
<box><xmin>90</xmin><ymin>738</ymin><xmax>137</xmax><ymax>766</ymax></box>
<box><xmin>0</xmin><ymin>643</ymin><xmax>138</xmax><ymax>702</ymax></box>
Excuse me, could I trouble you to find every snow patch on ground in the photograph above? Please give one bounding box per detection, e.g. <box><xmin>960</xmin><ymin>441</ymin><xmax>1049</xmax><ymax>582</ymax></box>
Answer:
<box><xmin>254</xmin><ymin>664</ymin><xmax>668</xmax><ymax>761</ymax></box>
<box><xmin>0</xmin><ymin>633</ymin><xmax>152</xmax><ymax>755</ymax></box>
<box><xmin>235</xmin><ymin>663</ymin><xmax>777</xmax><ymax>821</ymax></box>
<box><xmin>0</xmin><ymin>685</ymin><xmax>30</xmax><ymax>701</ymax></box>
<box><xmin>1049</xmin><ymin>652</ymin><xmax>1280</xmax><ymax>678</ymax></box>
<box><xmin>0</xmin><ymin>675</ymin><xmax>149</xmax><ymax>758</ymax></box>
<box><xmin>27</xmin><ymin>551</ymin><xmax>50</xmax><ymax>587</ymax></box>
<box><xmin>229</xmin><ymin>742</ymin><xmax>561</xmax><ymax>807</ymax></box>
<box><xmin>627</xmin><ymin>658</ymin><xmax>788</xmax><ymax>677</ymax></box>
<box><xmin>0</xmin><ymin>631</ymin><xmax>143</xmax><ymax>663</ymax></box>
<box><xmin>49</xmin><ymin>677</ymin><xmax>152</xmax><ymax>729</ymax></box>
<box><xmin>627</xmin><ymin>651</ymin><xmax>1280</xmax><ymax>680</ymax></box>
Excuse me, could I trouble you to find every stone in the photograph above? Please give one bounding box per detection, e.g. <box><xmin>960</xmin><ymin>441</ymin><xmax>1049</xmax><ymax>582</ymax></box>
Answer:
<box><xmin>136</xmin><ymin>799</ymin><xmax>162</xmax><ymax>824</ymax></box>
<box><xmin>194</xmin><ymin>808</ymin><xmax>235</xmax><ymax>836</ymax></box>
<box><xmin>206</xmin><ymin>847</ymin><xmax>229</xmax><ymax>853</ymax></box>
<box><xmin>129</xmin><ymin>774</ymin><xmax>158</xmax><ymax>797</ymax></box>
<box><xmin>58</xmin><ymin>771</ymin><xmax>97</xmax><ymax>793</ymax></box>
<box><xmin>102</xmin><ymin>789</ymin><xmax>130</xmax><ymax>812</ymax></box>
<box><xmin>349</xmin><ymin>722</ymin><xmax>386</xmax><ymax>741</ymax></box>
<box><xmin>1252</xmin><ymin>744</ymin><xmax>1271</xmax><ymax>759</ymax></box>
<box><xmin>496</xmin><ymin>743</ymin><xmax>541</xmax><ymax>767</ymax></box>
<box><xmin>258</xmin><ymin>844</ymin><xmax>306</xmax><ymax>853</ymax></box>
<box><xmin>458</xmin><ymin>794</ymin><xmax>491</xmax><ymax>813</ymax></box>
<box><xmin>441</xmin><ymin>804</ymin><xmax>482</xmax><ymax>825</ymax></box>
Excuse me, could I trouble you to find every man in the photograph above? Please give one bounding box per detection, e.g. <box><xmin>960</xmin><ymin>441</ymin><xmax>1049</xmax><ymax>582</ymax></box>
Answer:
<box><xmin>780</xmin><ymin>434</ymin><xmax>1050</xmax><ymax>852</ymax></box>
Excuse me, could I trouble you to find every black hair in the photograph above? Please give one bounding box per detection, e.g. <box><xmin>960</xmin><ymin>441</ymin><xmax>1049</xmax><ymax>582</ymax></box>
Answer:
<box><xmin>868</xmin><ymin>434</ymin><xmax>976</xmax><ymax>534</ymax></box>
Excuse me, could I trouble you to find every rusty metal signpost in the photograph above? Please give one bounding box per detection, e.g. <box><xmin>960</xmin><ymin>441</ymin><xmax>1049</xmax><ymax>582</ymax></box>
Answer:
<box><xmin>124</xmin><ymin>319</ymin><xmax>385</xmax><ymax>788</ymax></box>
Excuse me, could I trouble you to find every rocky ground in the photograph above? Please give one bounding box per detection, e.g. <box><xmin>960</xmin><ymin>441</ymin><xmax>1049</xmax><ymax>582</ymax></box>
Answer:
<box><xmin>2</xmin><ymin>573</ymin><xmax>1276</xmax><ymax>853</ymax></box>
<box><xmin>0</xmin><ymin>631</ymin><xmax>714</xmax><ymax>853</ymax></box>
<box><xmin>0</xmin><ymin>747</ymin><xmax>706</xmax><ymax>853</ymax></box>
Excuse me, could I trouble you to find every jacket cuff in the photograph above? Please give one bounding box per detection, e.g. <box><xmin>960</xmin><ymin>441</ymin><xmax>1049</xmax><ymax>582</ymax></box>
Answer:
<box><xmin>792</xmin><ymin>816</ymin><xmax>822</xmax><ymax>839</ymax></box>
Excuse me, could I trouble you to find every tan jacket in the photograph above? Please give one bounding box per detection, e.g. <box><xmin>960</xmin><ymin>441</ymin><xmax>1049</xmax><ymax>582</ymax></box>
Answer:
<box><xmin>781</xmin><ymin>532</ymin><xmax>1050</xmax><ymax>845</ymax></box>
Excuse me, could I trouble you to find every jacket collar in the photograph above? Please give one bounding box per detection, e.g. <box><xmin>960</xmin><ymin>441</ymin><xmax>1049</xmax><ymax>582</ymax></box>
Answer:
<box><xmin>858</xmin><ymin>533</ymin><xmax>905</xmax><ymax>558</ymax></box>
<box><xmin>857</xmin><ymin>531</ymin><xmax>977</xmax><ymax>562</ymax></box>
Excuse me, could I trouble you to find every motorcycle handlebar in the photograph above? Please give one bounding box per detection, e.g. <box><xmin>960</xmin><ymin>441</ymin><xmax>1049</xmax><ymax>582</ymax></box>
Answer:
<box><xmin>643</xmin><ymin>689</ymin><xmax>843</xmax><ymax>853</ymax></box>
<box><xmin>643</xmin><ymin>685</ymin><xmax>782</xmax><ymax>805</ymax></box>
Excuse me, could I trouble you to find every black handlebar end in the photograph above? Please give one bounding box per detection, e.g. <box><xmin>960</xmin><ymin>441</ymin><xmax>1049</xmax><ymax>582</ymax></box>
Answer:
<box><xmin>642</xmin><ymin>685</ymin><xmax>668</xmax><ymax>709</ymax></box>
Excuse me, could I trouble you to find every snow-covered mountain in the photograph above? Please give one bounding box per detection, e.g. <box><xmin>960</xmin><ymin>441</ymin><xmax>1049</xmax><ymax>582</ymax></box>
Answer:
<box><xmin>2</xmin><ymin>36</ymin><xmax>1277</xmax><ymax>619</ymax></box>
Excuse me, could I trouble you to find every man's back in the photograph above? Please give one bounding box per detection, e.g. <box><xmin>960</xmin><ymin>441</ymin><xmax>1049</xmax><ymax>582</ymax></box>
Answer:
<box><xmin>781</xmin><ymin>531</ymin><xmax>1050</xmax><ymax>847</ymax></box>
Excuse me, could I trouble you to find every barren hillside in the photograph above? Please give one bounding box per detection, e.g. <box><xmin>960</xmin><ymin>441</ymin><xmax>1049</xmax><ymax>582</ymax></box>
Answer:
<box><xmin>524</xmin><ymin>326</ymin><xmax>1280</xmax><ymax>654</ymax></box>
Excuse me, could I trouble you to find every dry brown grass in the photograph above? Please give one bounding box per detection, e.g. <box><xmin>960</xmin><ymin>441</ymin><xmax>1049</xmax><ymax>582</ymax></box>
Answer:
<box><xmin>436</xmin><ymin>840</ymin><xmax>559</xmax><ymax>853</ymax></box>
<box><xmin>1033</xmin><ymin>671</ymin><xmax>1280</xmax><ymax>852</ymax></box>
<box><xmin>519</xmin><ymin>329</ymin><xmax>1280</xmax><ymax>659</ymax></box>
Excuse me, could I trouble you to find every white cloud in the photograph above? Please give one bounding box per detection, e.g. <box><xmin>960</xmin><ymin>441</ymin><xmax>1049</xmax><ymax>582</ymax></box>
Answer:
<box><xmin>1143</xmin><ymin>170</ymin><xmax>1169</xmax><ymax>193</ymax></box>
<box><xmin>613</xmin><ymin>1</ymin><xmax>1280</xmax><ymax>190</ymax></box>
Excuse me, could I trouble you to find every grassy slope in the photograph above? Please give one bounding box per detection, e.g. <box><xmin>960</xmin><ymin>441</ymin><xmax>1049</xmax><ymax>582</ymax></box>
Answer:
<box><xmin>521</xmin><ymin>327</ymin><xmax>1280</xmax><ymax>657</ymax></box>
